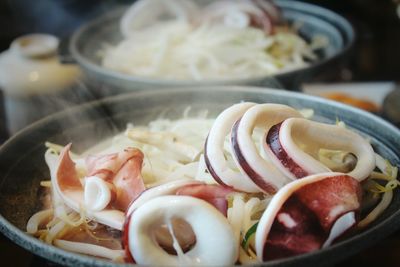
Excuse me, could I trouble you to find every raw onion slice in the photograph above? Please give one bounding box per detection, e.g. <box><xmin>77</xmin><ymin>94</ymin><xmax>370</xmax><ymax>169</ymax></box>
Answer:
<box><xmin>255</xmin><ymin>172</ymin><xmax>361</xmax><ymax>261</ymax></box>
<box><xmin>125</xmin><ymin>195</ymin><xmax>238</xmax><ymax>265</ymax></box>
<box><xmin>231</xmin><ymin>104</ymin><xmax>302</xmax><ymax>193</ymax></box>
<box><xmin>26</xmin><ymin>209</ymin><xmax>53</xmax><ymax>234</ymax></box>
<box><xmin>54</xmin><ymin>239</ymin><xmax>125</xmax><ymax>261</ymax></box>
<box><xmin>204</xmin><ymin>102</ymin><xmax>261</xmax><ymax>192</ymax></box>
<box><xmin>264</xmin><ymin>118</ymin><xmax>375</xmax><ymax>181</ymax></box>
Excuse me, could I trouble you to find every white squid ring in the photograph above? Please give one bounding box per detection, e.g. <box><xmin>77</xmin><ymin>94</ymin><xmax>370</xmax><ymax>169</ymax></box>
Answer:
<box><xmin>255</xmin><ymin>172</ymin><xmax>359</xmax><ymax>261</ymax></box>
<box><xmin>205</xmin><ymin>102</ymin><xmax>261</xmax><ymax>192</ymax></box>
<box><xmin>126</xmin><ymin>179</ymin><xmax>202</xmax><ymax>217</ymax></box>
<box><xmin>128</xmin><ymin>195</ymin><xmax>238</xmax><ymax>266</ymax></box>
<box><xmin>232</xmin><ymin>104</ymin><xmax>303</xmax><ymax>193</ymax></box>
<box><xmin>271</xmin><ymin>118</ymin><xmax>376</xmax><ymax>181</ymax></box>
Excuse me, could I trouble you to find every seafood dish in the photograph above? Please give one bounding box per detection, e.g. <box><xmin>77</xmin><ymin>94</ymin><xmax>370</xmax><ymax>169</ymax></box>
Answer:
<box><xmin>26</xmin><ymin>102</ymin><xmax>398</xmax><ymax>265</ymax></box>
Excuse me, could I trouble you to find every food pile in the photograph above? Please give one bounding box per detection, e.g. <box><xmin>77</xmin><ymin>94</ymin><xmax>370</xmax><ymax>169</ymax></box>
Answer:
<box><xmin>26</xmin><ymin>103</ymin><xmax>398</xmax><ymax>265</ymax></box>
<box><xmin>102</xmin><ymin>0</ymin><xmax>325</xmax><ymax>81</ymax></box>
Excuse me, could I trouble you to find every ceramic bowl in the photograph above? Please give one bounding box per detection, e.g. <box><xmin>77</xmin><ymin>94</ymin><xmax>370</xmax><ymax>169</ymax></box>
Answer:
<box><xmin>67</xmin><ymin>0</ymin><xmax>354</xmax><ymax>93</ymax></box>
<box><xmin>0</xmin><ymin>87</ymin><xmax>399</xmax><ymax>266</ymax></box>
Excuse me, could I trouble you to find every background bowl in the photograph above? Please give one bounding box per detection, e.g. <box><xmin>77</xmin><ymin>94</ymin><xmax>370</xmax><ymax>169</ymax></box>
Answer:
<box><xmin>68</xmin><ymin>0</ymin><xmax>354</xmax><ymax>94</ymax></box>
<box><xmin>0</xmin><ymin>87</ymin><xmax>399</xmax><ymax>266</ymax></box>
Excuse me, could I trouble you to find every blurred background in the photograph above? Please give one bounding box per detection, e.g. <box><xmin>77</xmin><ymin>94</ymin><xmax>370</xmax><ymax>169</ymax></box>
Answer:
<box><xmin>0</xmin><ymin>0</ymin><xmax>400</xmax><ymax>138</ymax></box>
<box><xmin>1</xmin><ymin>0</ymin><xmax>399</xmax><ymax>80</ymax></box>
<box><xmin>0</xmin><ymin>0</ymin><xmax>400</xmax><ymax>266</ymax></box>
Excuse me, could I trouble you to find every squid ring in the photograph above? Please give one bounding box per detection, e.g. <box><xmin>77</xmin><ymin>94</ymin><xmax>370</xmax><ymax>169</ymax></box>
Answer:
<box><xmin>231</xmin><ymin>104</ymin><xmax>302</xmax><ymax>193</ymax></box>
<box><xmin>204</xmin><ymin>102</ymin><xmax>260</xmax><ymax>192</ymax></box>
<box><xmin>127</xmin><ymin>195</ymin><xmax>238</xmax><ymax>266</ymax></box>
<box><xmin>265</xmin><ymin>118</ymin><xmax>375</xmax><ymax>181</ymax></box>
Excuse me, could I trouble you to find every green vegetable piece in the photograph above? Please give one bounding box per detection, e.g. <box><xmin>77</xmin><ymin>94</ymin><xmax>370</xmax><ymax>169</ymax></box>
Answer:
<box><xmin>241</xmin><ymin>222</ymin><xmax>259</xmax><ymax>250</ymax></box>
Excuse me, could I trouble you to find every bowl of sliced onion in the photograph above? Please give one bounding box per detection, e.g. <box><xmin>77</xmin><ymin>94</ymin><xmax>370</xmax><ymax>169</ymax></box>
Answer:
<box><xmin>68</xmin><ymin>0</ymin><xmax>354</xmax><ymax>93</ymax></box>
<box><xmin>0</xmin><ymin>86</ymin><xmax>399</xmax><ymax>266</ymax></box>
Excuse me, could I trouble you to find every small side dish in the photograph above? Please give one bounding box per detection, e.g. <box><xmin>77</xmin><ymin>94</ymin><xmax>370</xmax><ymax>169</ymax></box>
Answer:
<box><xmin>101</xmin><ymin>0</ymin><xmax>327</xmax><ymax>81</ymax></box>
<box><xmin>26</xmin><ymin>102</ymin><xmax>398</xmax><ymax>265</ymax></box>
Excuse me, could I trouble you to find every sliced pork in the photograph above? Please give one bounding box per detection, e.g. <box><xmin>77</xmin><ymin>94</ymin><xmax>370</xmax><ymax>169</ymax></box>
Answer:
<box><xmin>51</xmin><ymin>144</ymin><xmax>147</xmax><ymax>230</ymax></box>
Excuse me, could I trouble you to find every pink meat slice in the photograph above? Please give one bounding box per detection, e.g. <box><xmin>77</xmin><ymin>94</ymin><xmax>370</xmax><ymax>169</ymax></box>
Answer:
<box><xmin>263</xmin><ymin>175</ymin><xmax>361</xmax><ymax>260</ymax></box>
<box><xmin>175</xmin><ymin>184</ymin><xmax>235</xmax><ymax>216</ymax></box>
<box><xmin>57</xmin><ymin>143</ymin><xmax>81</xmax><ymax>190</ymax></box>
<box><xmin>85</xmin><ymin>148</ymin><xmax>141</xmax><ymax>180</ymax></box>
<box><xmin>85</xmin><ymin>153</ymin><xmax>118</xmax><ymax>180</ymax></box>
<box><xmin>58</xmin><ymin>145</ymin><xmax>146</xmax><ymax>212</ymax></box>
<box><xmin>112</xmin><ymin>150</ymin><xmax>146</xmax><ymax>211</ymax></box>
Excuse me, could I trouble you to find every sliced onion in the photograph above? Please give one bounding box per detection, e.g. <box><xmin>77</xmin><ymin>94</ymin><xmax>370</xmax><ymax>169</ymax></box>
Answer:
<box><xmin>26</xmin><ymin>209</ymin><xmax>53</xmax><ymax>234</ymax></box>
<box><xmin>204</xmin><ymin>102</ymin><xmax>261</xmax><ymax>192</ymax></box>
<box><xmin>54</xmin><ymin>239</ymin><xmax>125</xmax><ymax>261</ymax></box>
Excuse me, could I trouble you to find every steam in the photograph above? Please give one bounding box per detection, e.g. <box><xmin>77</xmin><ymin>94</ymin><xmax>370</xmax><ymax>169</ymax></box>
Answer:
<box><xmin>4</xmin><ymin>76</ymin><xmax>122</xmax><ymax>154</ymax></box>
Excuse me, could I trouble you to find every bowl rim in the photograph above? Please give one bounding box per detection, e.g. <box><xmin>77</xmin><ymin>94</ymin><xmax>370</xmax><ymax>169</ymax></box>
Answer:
<box><xmin>0</xmin><ymin>86</ymin><xmax>399</xmax><ymax>266</ymax></box>
<box><xmin>69</xmin><ymin>0</ymin><xmax>355</xmax><ymax>87</ymax></box>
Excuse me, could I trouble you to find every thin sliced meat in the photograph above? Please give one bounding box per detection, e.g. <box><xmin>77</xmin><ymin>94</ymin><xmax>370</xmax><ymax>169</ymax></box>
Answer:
<box><xmin>85</xmin><ymin>153</ymin><xmax>118</xmax><ymax>180</ymax></box>
<box><xmin>57</xmin><ymin>145</ymin><xmax>146</xmax><ymax>213</ymax></box>
<box><xmin>85</xmin><ymin>148</ymin><xmax>143</xmax><ymax>181</ymax></box>
<box><xmin>112</xmin><ymin>149</ymin><xmax>146</xmax><ymax>211</ymax></box>
<box><xmin>57</xmin><ymin>143</ymin><xmax>81</xmax><ymax>190</ymax></box>
<box><xmin>52</xmin><ymin>145</ymin><xmax>125</xmax><ymax>230</ymax></box>
<box><xmin>176</xmin><ymin>184</ymin><xmax>234</xmax><ymax>216</ymax></box>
